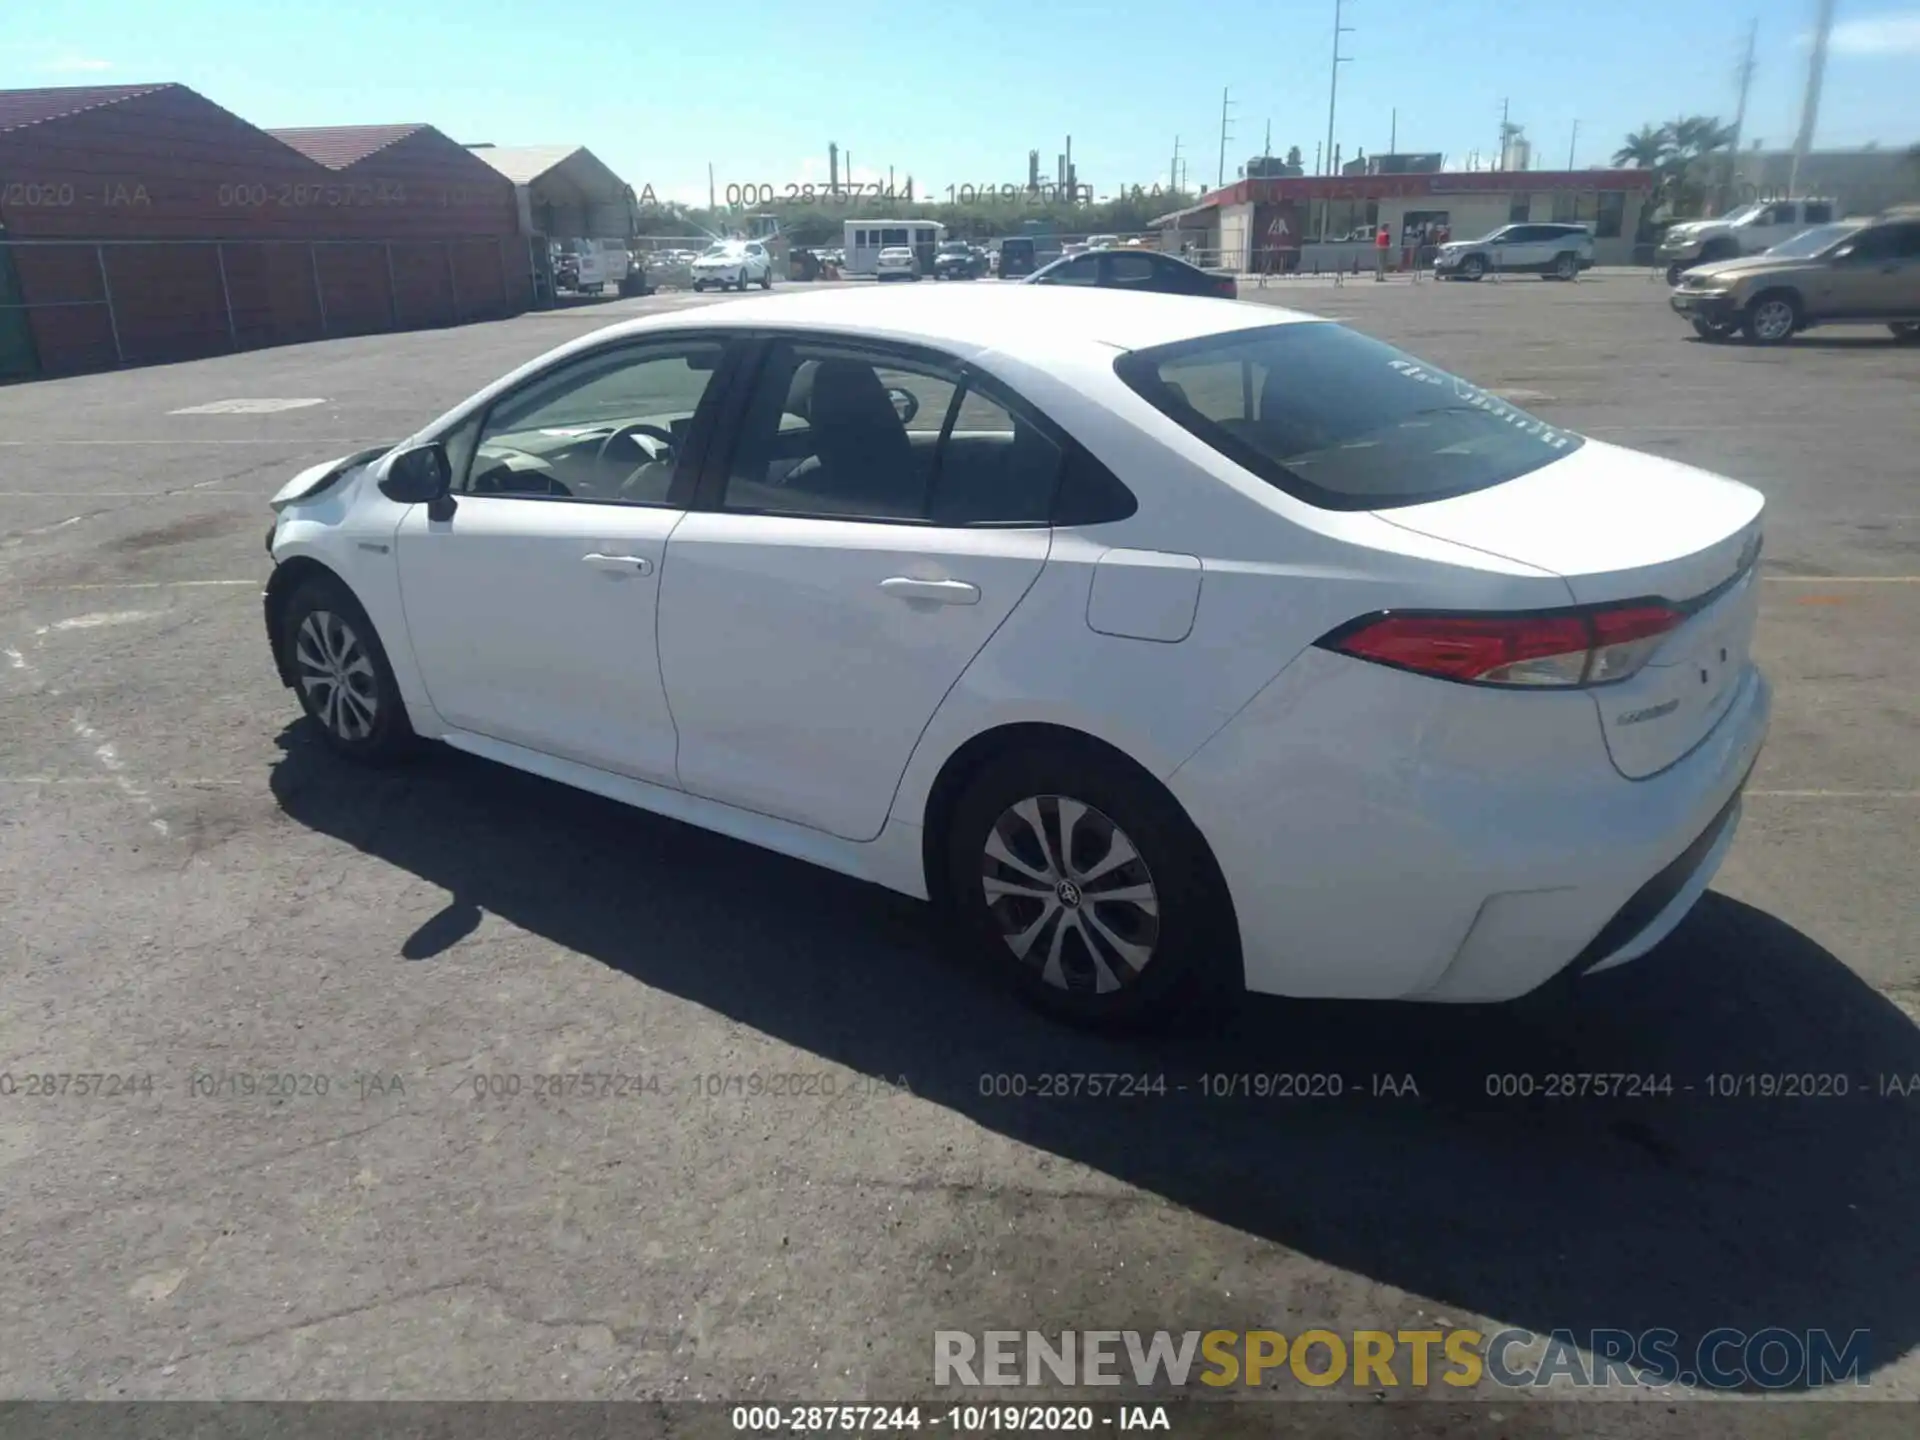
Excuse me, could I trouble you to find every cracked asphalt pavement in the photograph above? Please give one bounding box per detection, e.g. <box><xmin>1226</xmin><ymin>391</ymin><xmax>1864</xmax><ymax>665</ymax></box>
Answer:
<box><xmin>2</xmin><ymin>274</ymin><xmax>1917</xmax><ymax>1431</ymax></box>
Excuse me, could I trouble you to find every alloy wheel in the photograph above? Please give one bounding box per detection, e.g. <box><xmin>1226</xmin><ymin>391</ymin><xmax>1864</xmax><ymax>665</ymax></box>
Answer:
<box><xmin>1751</xmin><ymin>299</ymin><xmax>1795</xmax><ymax>342</ymax></box>
<box><xmin>980</xmin><ymin>795</ymin><xmax>1161</xmax><ymax>994</ymax></box>
<box><xmin>294</xmin><ymin>609</ymin><xmax>379</xmax><ymax>741</ymax></box>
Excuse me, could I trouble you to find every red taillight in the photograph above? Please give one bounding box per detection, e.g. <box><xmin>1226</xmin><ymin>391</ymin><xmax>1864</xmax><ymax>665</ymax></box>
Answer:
<box><xmin>1322</xmin><ymin>604</ymin><xmax>1685</xmax><ymax>688</ymax></box>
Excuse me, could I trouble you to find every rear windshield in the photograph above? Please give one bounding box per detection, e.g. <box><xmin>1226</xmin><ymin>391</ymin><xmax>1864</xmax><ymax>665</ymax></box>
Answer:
<box><xmin>1113</xmin><ymin>322</ymin><xmax>1583</xmax><ymax>511</ymax></box>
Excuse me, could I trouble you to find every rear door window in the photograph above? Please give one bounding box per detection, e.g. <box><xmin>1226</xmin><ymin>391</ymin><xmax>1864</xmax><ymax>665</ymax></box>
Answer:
<box><xmin>1114</xmin><ymin>322</ymin><xmax>1584</xmax><ymax>511</ymax></box>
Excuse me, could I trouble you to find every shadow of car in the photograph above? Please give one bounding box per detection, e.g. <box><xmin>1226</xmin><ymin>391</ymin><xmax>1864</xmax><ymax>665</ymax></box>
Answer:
<box><xmin>269</xmin><ymin>725</ymin><xmax>1920</xmax><ymax>1395</ymax></box>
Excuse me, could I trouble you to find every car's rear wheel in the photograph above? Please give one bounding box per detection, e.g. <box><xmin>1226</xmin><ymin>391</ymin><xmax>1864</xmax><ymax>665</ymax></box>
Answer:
<box><xmin>760</xmin><ymin>267</ymin><xmax>773</xmax><ymax>290</ymax></box>
<box><xmin>1461</xmin><ymin>254</ymin><xmax>1487</xmax><ymax>280</ymax></box>
<box><xmin>1891</xmin><ymin>322</ymin><xmax>1920</xmax><ymax>344</ymax></box>
<box><xmin>282</xmin><ymin>574</ymin><xmax>415</xmax><ymax>764</ymax></box>
<box><xmin>1552</xmin><ymin>251</ymin><xmax>1579</xmax><ymax>281</ymax></box>
<box><xmin>1743</xmin><ymin>291</ymin><xmax>1800</xmax><ymax>344</ymax></box>
<box><xmin>941</xmin><ymin>744</ymin><xmax>1234</xmax><ymax>1032</ymax></box>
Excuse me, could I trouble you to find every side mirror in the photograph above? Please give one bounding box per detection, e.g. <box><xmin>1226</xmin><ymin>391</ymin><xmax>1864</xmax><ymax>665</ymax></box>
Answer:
<box><xmin>1832</xmin><ymin>244</ymin><xmax>1857</xmax><ymax>261</ymax></box>
<box><xmin>380</xmin><ymin>442</ymin><xmax>453</xmax><ymax>516</ymax></box>
<box><xmin>886</xmin><ymin>386</ymin><xmax>920</xmax><ymax>425</ymax></box>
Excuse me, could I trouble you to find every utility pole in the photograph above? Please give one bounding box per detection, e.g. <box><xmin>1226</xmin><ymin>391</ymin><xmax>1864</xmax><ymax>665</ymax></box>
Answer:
<box><xmin>1568</xmin><ymin>119</ymin><xmax>1578</xmax><ymax>170</ymax></box>
<box><xmin>1264</xmin><ymin>119</ymin><xmax>1272</xmax><ymax>157</ymax></box>
<box><xmin>1171</xmin><ymin>135</ymin><xmax>1182</xmax><ymax>193</ymax></box>
<box><xmin>1789</xmin><ymin>0</ymin><xmax>1834</xmax><ymax>198</ymax></box>
<box><xmin>1498</xmin><ymin>97</ymin><xmax>1510</xmax><ymax>170</ymax></box>
<box><xmin>1324</xmin><ymin>0</ymin><xmax>1354</xmax><ymax>178</ymax></box>
<box><xmin>1314</xmin><ymin>141</ymin><xmax>1322</xmax><ymax>176</ymax></box>
<box><xmin>1389</xmin><ymin>108</ymin><xmax>1396</xmax><ymax>155</ymax></box>
<box><xmin>1218</xmin><ymin>88</ymin><xmax>1235</xmax><ymax>188</ymax></box>
<box><xmin>1725</xmin><ymin>19</ymin><xmax>1759</xmax><ymax>209</ymax></box>
<box><xmin>708</xmin><ymin>162</ymin><xmax>715</xmax><ymax>209</ymax></box>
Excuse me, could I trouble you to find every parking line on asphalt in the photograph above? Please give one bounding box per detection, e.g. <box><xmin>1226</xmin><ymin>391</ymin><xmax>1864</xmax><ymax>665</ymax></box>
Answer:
<box><xmin>0</xmin><ymin>776</ymin><xmax>246</xmax><ymax>786</ymax></box>
<box><xmin>1762</xmin><ymin>576</ymin><xmax>1920</xmax><ymax>584</ymax></box>
<box><xmin>24</xmin><ymin>579</ymin><xmax>259</xmax><ymax>590</ymax></box>
<box><xmin>1748</xmin><ymin>790</ymin><xmax>1920</xmax><ymax>799</ymax></box>
<box><xmin>0</xmin><ymin>439</ymin><xmax>371</xmax><ymax>447</ymax></box>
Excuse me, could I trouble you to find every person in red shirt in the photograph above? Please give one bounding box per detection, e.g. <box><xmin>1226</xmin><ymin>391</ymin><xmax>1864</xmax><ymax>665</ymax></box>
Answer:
<box><xmin>1374</xmin><ymin>224</ymin><xmax>1391</xmax><ymax>281</ymax></box>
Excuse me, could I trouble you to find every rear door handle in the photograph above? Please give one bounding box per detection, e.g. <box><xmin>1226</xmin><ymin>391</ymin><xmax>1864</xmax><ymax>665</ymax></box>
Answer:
<box><xmin>879</xmin><ymin>576</ymin><xmax>980</xmax><ymax>606</ymax></box>
<box><xmin>583</xmin><ymin>552</ymin><xmax>653</xmax><ymax>575</ymax></box>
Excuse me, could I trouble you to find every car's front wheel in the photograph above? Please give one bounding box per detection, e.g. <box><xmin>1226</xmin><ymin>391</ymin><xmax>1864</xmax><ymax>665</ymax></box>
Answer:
<box><xmin>1891</xmin><ymin>322</ymin><xmax>1920</xmax><ymax>344</ymax></box>
<box><xmin>282</xmin><ymin>574</ymin><xmax>415</xmax><ymax>763</ymax></box>
<box><xmin>1743</xmin><ymin>291</ymin><xmax>1800</xmax><ymax>344</ymax></box>
<box><xmin>760</xmin><ymin>267</ymin><xmax>773</xmax><ymax>290</ymax></box>
<box><xmin>1461</xmin><ymin>254</ymin><xmax>1487</xmax><ymax>280</ymax></box>
<box><xmin>1665</xmin><ymin>261</ymin><xmax>1690</xmax><ymax>287</ymax></box>
<box><xmin>1692</xmin><ymin>317</ymin><xmax>1738</xmax><ymax>342</ymax></box>
<box><xmin>941</xmin><ymin>743</ymin><xmax>1234</xmax><ymax>1032</ymax></box>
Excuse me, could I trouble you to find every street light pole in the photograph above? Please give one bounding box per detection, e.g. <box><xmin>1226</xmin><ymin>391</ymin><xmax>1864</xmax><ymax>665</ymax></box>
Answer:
<box><xmin>1323</xmin><ymin>0</ymin><xmax>1354</xmax><ymax>179</ymax></box>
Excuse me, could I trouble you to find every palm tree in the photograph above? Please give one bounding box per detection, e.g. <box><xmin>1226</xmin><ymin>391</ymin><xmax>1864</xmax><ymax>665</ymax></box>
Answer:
<box><xmin>1667</xmin><ymin>116</ymin><xmax>1738</xmax><ymax>161</ymax></box>
<box><xmin>1613</xmin><ymin>125</ymin><xmax>1670</xmax><ymax>170</ymax></box>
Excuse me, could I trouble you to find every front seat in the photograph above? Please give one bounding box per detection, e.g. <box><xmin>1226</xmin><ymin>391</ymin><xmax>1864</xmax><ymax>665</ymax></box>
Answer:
<box><xmin>786</xmin><ymin>360</ymin><xmax>918</xmax><ymax>514</ymax></box>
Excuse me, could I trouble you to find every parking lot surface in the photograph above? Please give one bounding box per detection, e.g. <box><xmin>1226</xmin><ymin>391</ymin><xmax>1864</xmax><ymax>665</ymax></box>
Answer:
<box><xmin>2</xmin><ymin>274</ymin><xmax>1917</xmax><ymax>1424</ymax></box>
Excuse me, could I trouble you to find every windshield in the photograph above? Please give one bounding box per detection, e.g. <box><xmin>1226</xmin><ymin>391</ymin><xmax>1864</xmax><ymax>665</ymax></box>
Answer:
<box><xmin>1114</xmin><ymin>322</ymin><xmax>1583</xmax><ymax>511</ymax></box>
<box><xmin>1764</xmin><ymin>222</ymin><xmax>1861</xmax><ymax>257</ymax></box>
<box><xmin>1718</xmin><ymin>203</ymin><xmax>1767</xmax><ymax>226</ymax></box>
<box><xmin>939</xmin><ymin>242</ymin><xmax>969</xmax><ymax>254</ymax></box>
<box><xmin>699</xmin><ymin>245</ymin><xmax>741</xmax><ymax>259</ymax></box>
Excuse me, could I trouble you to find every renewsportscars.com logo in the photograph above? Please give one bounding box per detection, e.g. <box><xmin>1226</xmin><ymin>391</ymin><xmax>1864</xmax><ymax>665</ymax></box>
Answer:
<box><xmin>933</xmin><ymin>1328</ymin><xmax>1871</xmax><ymax>1391</ymax></box>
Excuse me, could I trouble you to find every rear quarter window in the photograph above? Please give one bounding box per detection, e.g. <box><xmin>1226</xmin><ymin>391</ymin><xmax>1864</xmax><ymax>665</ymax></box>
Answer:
<box><xmin>1114</xmin><ymin>322</ymin><xmax>1584</xmax><ymax>511</ymax></box>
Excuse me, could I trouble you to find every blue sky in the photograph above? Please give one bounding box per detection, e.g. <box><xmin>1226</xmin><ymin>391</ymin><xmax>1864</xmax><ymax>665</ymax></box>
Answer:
<box><xmin>6</xmin><ymin>1</ymin><xmax>1917</xmax><ymax>204</ymax></box>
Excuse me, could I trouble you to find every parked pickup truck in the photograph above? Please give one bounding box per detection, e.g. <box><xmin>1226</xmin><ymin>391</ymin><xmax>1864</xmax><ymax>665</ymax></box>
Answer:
<box><xmin>1658</xmin><ymin>198</ymin><xmax>1838</xmax><ymax>285</ymax></box>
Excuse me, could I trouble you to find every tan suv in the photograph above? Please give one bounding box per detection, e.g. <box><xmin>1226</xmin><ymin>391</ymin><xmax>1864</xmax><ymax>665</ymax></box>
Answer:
<box><xmin>1668</xmin><ymin>213</ymin><xmax>1920</xmax><ymax>345</ymax></box>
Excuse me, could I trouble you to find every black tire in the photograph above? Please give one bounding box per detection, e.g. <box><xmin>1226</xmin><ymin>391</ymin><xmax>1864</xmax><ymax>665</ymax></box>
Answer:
<box><xmin>1742</xmin><ymin>290</ymin><xmax>1800</xmax><ymax>345</ymax></box>
<box><xmin>692</xmin><ymin>281</ymin><xmax>705</xmax><ymax>293</ymax></box>
<box><xmin>1891</xmin><ymin>322</ymin><xmax>1920</xmax><ymax>344</ymax></box>
<box><xmin>1692</xmin><ymin>317</ymin><xmax>1736</xmax><ymax>342</ymax></box>
<box><xmin>760</xmin><ymin>267</ymin><xmax>773</xmax><ymax>290</ymax></box>
<box><xmin>281</xmin><ymin>574</ymin><xmax>416</xmax><ymax>764</ymax></box>
<box><xmin>1665</xmin><ymin>262</ymin><xmax>1689</xmax><ymax>287</ymax></box>
<box><xmin>940</xmin><ymin>742</ymin><xmax>1236</xmax><ymax>1032</ymax></box>
<box><xmin>1552</xmin><ymin>251</ymin><xmax>1579</xmax><ymax>281</ymax></box>
<box><xmin>1461</xmin><ymin>254</ymin><xmax>1487</xmax><ymax>280</ymax></box>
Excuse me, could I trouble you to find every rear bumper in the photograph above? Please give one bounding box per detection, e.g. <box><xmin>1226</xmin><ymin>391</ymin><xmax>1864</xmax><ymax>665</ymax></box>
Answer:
<box><xmin>1168</xmin><ymin>649</ymin><xmax>1771</xmax><ymax>1002</ymax></box>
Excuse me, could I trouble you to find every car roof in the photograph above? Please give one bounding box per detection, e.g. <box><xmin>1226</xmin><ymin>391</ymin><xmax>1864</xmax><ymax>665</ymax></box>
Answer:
<box><xmin>592</xmin><ymin>284</ymin><xmax>1311</xmax><ymax>355</ymax></box>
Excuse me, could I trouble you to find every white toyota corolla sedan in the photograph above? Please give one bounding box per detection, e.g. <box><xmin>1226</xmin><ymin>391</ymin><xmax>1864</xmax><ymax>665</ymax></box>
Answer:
<box><xmin>264</xmin><ymin>285</ymin><xmax>1769</xmax><ymax>1028</ymax></box>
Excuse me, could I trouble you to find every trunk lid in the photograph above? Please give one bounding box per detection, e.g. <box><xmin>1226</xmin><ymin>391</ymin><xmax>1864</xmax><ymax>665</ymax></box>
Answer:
<box><xmin>1377</xmin><ymin>440</ymin><xmax>1766</xmax><ymax>778</ymax></box>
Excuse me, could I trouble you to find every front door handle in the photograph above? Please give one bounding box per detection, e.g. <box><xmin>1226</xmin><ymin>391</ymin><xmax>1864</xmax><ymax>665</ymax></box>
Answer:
<box><xmin>879</xmin><ymin>576</ymin><xmax>980</xmax><ymax>606</ymax></box>
<box><xmin>583</xmin><ymin>552</ymin><xmax>653</xmax><ymax>575</ymax></box>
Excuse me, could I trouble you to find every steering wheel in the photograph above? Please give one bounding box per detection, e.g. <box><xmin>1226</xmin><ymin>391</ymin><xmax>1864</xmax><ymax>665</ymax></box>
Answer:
<box><xmin>595</xmin><ymin>422</ymin><xmax>677</xmax><ymax>493</ymax></box>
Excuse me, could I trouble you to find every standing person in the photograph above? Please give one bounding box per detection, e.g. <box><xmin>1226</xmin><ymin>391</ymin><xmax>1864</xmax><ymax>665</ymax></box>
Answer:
<box><xmin>1374</xmin><ymin>223</ymin><xmax>1390</xmax><ymax>281</ymax></box>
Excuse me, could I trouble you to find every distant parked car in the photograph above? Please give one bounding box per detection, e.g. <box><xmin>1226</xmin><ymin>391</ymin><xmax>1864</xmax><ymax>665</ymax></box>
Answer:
<box><xmin>1659</xmin><ymin>198</ymin><xmax>1838</xmax><ymax>286</ymax></box>
<box><xmin>1434</xmin><ymin>223</ymin><xmax>1594</xmax><ymax>281</ymax></box>
<box><xmin>997</xmin><ymin>237</ymin><xmax>1038</xmax><ymax>278</ymax></box>
<box><xmin>691</xmin><ymin>242</ymin><xmax>774</xmax><ymax>292</ymax></box>
<box><xmin>933</xmin><ymin>240</ymin><xmax>987</xmax><ymax>280</ymax></box>
<box><xmin>875</xmin><ymin>246</ymin><xmax>920</xmax><ymax>282</ymax></box>
<box><xmin>1027</xmin><ymin>248</ymin><xmax>1237</xmax><ymax>299</ymax></box>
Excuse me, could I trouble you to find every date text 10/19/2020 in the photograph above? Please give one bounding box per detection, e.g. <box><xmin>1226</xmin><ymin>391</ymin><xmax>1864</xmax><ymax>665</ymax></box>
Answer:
<box><xmin>662</xmin><ymin>181</ymin><xmax>1181</xmax><ymax>210</ymax></box>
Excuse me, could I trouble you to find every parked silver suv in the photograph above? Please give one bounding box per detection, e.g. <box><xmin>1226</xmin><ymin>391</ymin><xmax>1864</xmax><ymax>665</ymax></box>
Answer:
<box><xmin>1434</xmin><ymin>223</ymin><xmax>1596</xmax><ymax>281</ymax></box>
